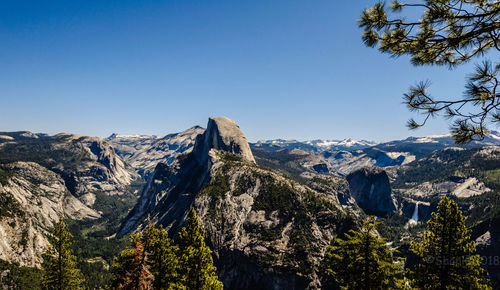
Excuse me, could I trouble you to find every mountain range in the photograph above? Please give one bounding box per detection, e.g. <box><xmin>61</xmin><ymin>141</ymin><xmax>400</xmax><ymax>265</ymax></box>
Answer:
<box><xmin>1</xmin><ymin>119</ymin><xmax>499</xmax><ymax>288</ymax></box>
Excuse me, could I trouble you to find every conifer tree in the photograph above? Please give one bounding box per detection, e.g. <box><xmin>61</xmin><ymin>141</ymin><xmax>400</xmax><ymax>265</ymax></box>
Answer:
<box><xmin>41</xmin><ymin>217</ymin><xmax>84</xmax><ymax>290</ymax></box>
<box><xmin>322</xmin><ymin>216</ymin><xmax>406</xmax><ymax>289</ymax></box>
<box><xmin>142</xmin><ymin>223</ymin><xmax>183</xmax><ymax>289</ymax></box>
<box><xmin>359</xmin><ymin>1</ymin><xmax>500</xmax><ymax>143</ymax></box>
<box><xmin>110</xmin><ymin>234</ymin><xmax>153</xmax><ymax>290</ymax></box>
<box><xmin>411</xmin><ymin>196</ymin><xmax>490</xmax><ymax>289</ymax></box>
<box><xmin>109</xmin><ymin>246</ymin><xmax>136</xmax><ymax>289</ymax></box>
<box><xmin>178</xmin><ymin>207</ymin><xmax>223</xmax><ymax>290</ymax></box>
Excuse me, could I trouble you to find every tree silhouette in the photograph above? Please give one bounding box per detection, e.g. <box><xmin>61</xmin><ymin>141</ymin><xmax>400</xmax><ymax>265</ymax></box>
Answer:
<box><xmin>360</xmin><ymin>0</ymin><xmax>500</xmax><ymax>143</ymax></box>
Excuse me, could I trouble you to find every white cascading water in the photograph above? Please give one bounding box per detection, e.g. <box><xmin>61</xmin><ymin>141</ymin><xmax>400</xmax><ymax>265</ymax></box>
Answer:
<box><xmin>411</xmin><ymin>202</ymin><xmax>419</xmax><ymax>222</ymax></box>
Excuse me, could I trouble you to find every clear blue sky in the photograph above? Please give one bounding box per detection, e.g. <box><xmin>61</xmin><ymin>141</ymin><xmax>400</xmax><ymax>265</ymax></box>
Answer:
<box><xmin>0</xmin><ymin>0</ymin><xmax>489</xmax><ymax>142</ymax></box>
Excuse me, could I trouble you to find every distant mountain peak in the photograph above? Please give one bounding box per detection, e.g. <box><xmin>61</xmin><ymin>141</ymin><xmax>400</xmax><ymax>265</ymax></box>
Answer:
<box><xmin>253</xmin><ymin>138</ymin><xmax>377</xmax><ymax>152</ymax></box>
<box><xmin>107</xmin><ymin>126</ymin><xmax>206</xmax><ymax>141</ymax></box>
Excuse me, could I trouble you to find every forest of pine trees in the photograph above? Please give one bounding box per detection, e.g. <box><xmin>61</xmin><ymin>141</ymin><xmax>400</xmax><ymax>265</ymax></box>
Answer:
<box><xmin>322</xmin><ymin>196</ymin><xmax>492</xmax><ymax>289</ymax></box>
<box><xmin>109</xmin><ymin>207</ymin><xmax>223</xmax><ymax>289</ymax></box>
<box><xmin>40</xmin><ymin>208</ymin><xmax>222</xmax><ymax>290</ymax></box>
<box><xmin>39</xmin><ymin>198</ymin><xmax>492</xmax><ymax>289</ymax></box>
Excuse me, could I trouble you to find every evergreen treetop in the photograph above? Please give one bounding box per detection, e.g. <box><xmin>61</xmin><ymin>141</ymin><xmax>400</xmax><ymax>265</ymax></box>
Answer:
<box><xmin>411</xmin><ymin>196</ymin><xmax>491</xmax><ymax>289</ymax></box>
<box><xmin>41</xmin><ymin>217</ymin><xmax>85</xmax><ymax>290</ymax></box>
<box><xmin>142</xmin><ymin>223</ymin><xmax>183</xmax><ymax>290</ymax></box>
<box><xmin>322</xmin><ymin>216</ymin><xmax>407</xmax><ymax>289</ymax></box>
<box><xmin>109</xmin><ymin>234</ymin><xmax>153</xmax><ymax>290</ymax></box>
<box><xmin>109</xmin><ymin>209</ymin><xmax>223</xmax><ymax>290</ymax></box>
<box><xmin>178</xmin><ymin>207</ymin><xmax>223</xmax><ymax>290</ymax></box>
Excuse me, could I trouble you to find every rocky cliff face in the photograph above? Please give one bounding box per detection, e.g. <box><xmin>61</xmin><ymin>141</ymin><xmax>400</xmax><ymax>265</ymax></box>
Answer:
<box><xmin>107</xmin><ymin>126</ymin><xmax>204</xmax><ymax>174</ymax></box>
<box><xmin>119</xmin><ymin>117</ymin><xmax>256</xmax><ymax>235</ymax></box>
<box><xmin>52</xmin><ymin>134</ymin><xmax>137</xmax><ymax>203</ymax></box>
<box><xmin>473</xmin><ymin>218</ymin><xmax>500</xmax><ymax>284</ymax></box>
<box><xmin>194</xmin><ymin>153</ymin><xmax>354</xmax><ymax>289</ymax></box>
<box><xmin>119</xmin><ymin>117</ymin><xmax>356</xmax><ymax>289</ymax></box>
<box><xmin>0</xmin><ymin>162</ymin><xmax>100</xmax><ymax>267</ymax></box>
<box><xmin>192</xmin><ymin>117</ymin><xmax>255</xmax><ymax>164</ymax></box>
<box><xmin>346</xmin><ymin>167</ymin><xmax>396</xmax><ymax>215</ymax></box>
<box><xmin>0</xmin><ymin>133</ymin><xmax>137</xmax><ymax>201</ymax></box>
<box><xmin>3</xmin><ymin>125</ymin><xmax>499</xmax><ymax>287</ymax></box>
<box><xmin>400</xmin><ymin>199</ymin><xmax>432</xmax><ymax>222</ymax></box>
<box><xmin>0</xmin><ymin>132</ymin><xmax>139</xmax><ymax>267</ymax></box>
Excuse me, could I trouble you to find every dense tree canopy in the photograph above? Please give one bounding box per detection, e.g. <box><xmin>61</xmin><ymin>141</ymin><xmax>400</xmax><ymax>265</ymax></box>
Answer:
<box><xmin>109</xmin><ymin>208</ymin><xmax>222</xmax><ymax>289</ymax></box>
<box><xmin>411</xmin><ymin>196</ymin><xmax>490</xmax><ymax>289</ymax></box>
<box><xmin>360</xmin><ymin>0</ymin><xmax>500</xmax><ymax>143</ymax></box>
<box><xmin>110</xmin><ymin>230</ymin><xmax>172</xmax><ymax>290</ymax></box>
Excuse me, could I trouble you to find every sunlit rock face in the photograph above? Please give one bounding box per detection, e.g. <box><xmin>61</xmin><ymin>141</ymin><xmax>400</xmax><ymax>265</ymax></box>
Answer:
<box><xmin>0</xmin><ymin>132</ymin><xmax>138</xmax><ymax>267</ymax></box>
<box><xmin>119</xmin><ymin>117</ymin><xmax>356</xmax><ymax>289</ymax></box>
<box><xmin>119</xmin><ymin>116</ymin><xmax>256</xmax><ymax>236</ymax></box>
<box><xmin>106</xmin><ymin>126</ymin><xmax>205</xmax><ymax>174</ymax></box>
<box><xmin>0</xmin><ymin>162</ymin><xmax>100</xmax><ymax>267</ymax></box>
<box><xmin>192</xmin><ymin>117</ymin><xmax>255</xmax><ymax>165</ymax></box>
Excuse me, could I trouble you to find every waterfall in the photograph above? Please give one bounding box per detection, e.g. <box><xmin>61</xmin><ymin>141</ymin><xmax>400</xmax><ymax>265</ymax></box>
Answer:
<box><xmin>406</xmin><ymin>202</ymin><xmax>420</xmax><ymax>228</ymax></box>
<box><xmin>411</xmin><ymin>202</ymin><xmax>419</xmax><ymax>222</ymax></box>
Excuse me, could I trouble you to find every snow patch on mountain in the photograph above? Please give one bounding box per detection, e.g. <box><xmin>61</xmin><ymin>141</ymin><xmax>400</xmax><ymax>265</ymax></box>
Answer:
<box><xmin>253</xmin><ymin>138</ymin><xmax>377</xmax><ymax>152</ymax></box>
<box><xmin>307</xmin><ymin>138</ymin><xmax>377</xmax><ymax>148</ymax></box>
<box><xmin>414</xmin><ymin>134</ymin><xmax>451</xmax><ymax>143</ymax></box>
